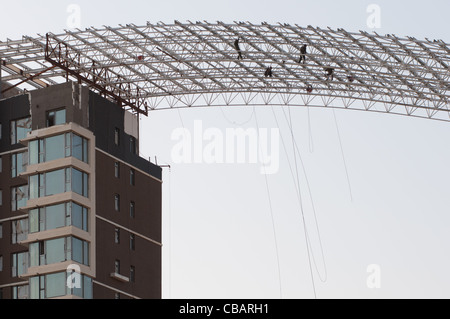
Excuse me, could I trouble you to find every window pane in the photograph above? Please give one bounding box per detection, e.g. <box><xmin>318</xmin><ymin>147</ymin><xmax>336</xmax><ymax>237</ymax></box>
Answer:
<box><xmin>71</xmin><ymin>202</ymin><xmax>83</xmax><ymax>230</ymax></box>
<box><xmin>29</xmin><ymin>140</ymin><xmax>38</xmax><ymax>165</ymax></box>
<box><xmin>83</xmin><ymin>241</ymin><xmax>89</xmax><ymax>266</ymax></box>
<box><xmin>65</xmin><ymin>133</ymin><xmax>71</xmax><ymax>157</ymax></box>
<box><xmin>54</xmin><ymin>109</ymin><xmax>66</xmax><ymax>126</ymax></box>
<box><xmin>30</xmin><ymin>277</ymin><xmax>39</xmax><ymax>299</ymax></box>
<box><xmin>17</xmin><ymin>252</ymin><xmax>28</xmax><ymax>277</ymax></box>
<box><xmin>46</xmin><ymin>272</ymin><xmax>66</xmax><ymax>298</ymax></box>
<box><xmin>83</xmin><ymin>276</ymin><xmax>93</xmax><ymax>299</ymax></box>
<box><xmin>16</xmin><ymin>118</ymin><xmax>31</xmax><ymax>142</ymax></box>
<box><xmin>83</xmin><ymin>172</ymin><xmax>88</xmax><ymax>197</ymax></box>
<box><xmin>15</xmin><ymin>185</ymin><xmax>28</xmax><ymax>210</ymax></box>
<box><xmin>72</xmin><ymin>134</ymin><xmax>83</xmax><ymax>161</ymax></box>
<box><xmin>39</xmin><ymin>140</ymin><xmax>45</xmax><ymax>163</ymax></box>
<box><xmin>29</xmin><ymin>209</ymin><xmax>39</xmax><ymax>233</ymax></box>
<box><xmin>11</xmin><ymin>154</ymin><xmax>17</xmax><ymax>177</ymax></box>
<box><xmin>46</xmin><ymin>238</ymin><xmax>65</xmax><ymax>265</ymax></box>
<box><xmin>72</xmin><ymin>169</ymin><xmax>83</xmax><ymax>196</ymax></box>
<box><xmin>29</xmin><ymin>242</ymin><xmax>39</xmax><ymax>267</ymax></box>
<box><xmin>18</xmin><ymin>152</ymin><xmax>27</xmax><ymax>176</ymax></box>
<box><xmin>82</xmin><ymin>208</ymin><xmax>88</xmax><ymax>232</ymax></box>
<box><xmin>45</xmin><ymin>135</ymin><xmax>65</xmax><ymax>162</ymax></box>
<box><xmin>72</xmin><ymin>237</ymin><xmax>83</xmax><ymax>264</ymax></box>
<box><xmin>45</xmin><ymin>204</ymin><xmax>65</xmax><ymax>230</ymax></box>
<box><xmin>11</xmin><ymin>120</ymin><xmax>16</xmax><ymax>144</ymax></box>
<box><xmin>45</xmin><ymin>170</ymin><xmax>64</xmax><ymax>196</ymax></box>
<box><xmin>83</xmin><ymin>139</ymin><xmax>88</xmax><ymax>163</ymax></box>
<box><xmin>29</xmin><ymin>175</ymin><xmax>38</xmax><ymax>200</ymax></box>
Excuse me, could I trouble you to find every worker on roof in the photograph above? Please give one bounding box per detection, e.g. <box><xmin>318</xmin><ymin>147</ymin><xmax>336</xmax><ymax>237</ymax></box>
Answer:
<box><xmin>298</xmin><ymin>45</ymin><xmax>307</xmax><ymax>64</ymax></box>
<box><xmin>264</xmin><ymin>66</ymin><xmax>273</xmax><ymax>78</ymax></box>
<box><xmin>234</xmin><ymin>38</ymin><xmax>243</xmax><ymax>60</ymax></box>
<box><xmin>325</xmin><ymin>67</ymin><xmax>334</xmax><ymax>80</ymax></box>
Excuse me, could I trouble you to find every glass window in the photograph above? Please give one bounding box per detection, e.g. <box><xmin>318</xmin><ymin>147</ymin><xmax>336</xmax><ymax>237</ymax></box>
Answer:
<box><xmin>45</xmin><ymin>272</ymin><xmax>66</xmax><ymax>298</ymax></box>
<box><xmin>130</xmin><ymin>266</ymin><xmax>135</xmax><ymax>283</ymax></box>
<box><xmin>45</xmin><ymin>169</ymin><xmax>64</xmax><ymax>197</ymax></box>
<box><xmin>115</xmin><ymin>260</ymin><xmax>120</xmax><ymax>274</ymax></box>
<box><xmin>0</xmin><ymin>190</ymin><xmax>2</xmax><ymax>206</ymax></box>
<box><xmin>0</xmin><ymin>223</ymin><xmax>2</xmax><ymax>238</ymax></box>
<box><xmin>115</xmin><ymin>228</ymin><xmax>120</xmax><ymax>244</ymax></box>
<box><xmin>130</xmin><ymin>201</ymin><xmax>135</xmax><ymax>218</ymax></box>
<box><xmin>45</xmin><ymin>238</ymin><xmax>65</xmax><ymax>265</ymax></box>
<box><xmin>72</xmin><ymin>202</ymin><xmax>83</xmax><ymax>230</ymax></box>
<box><xmin>29</xmin><ymin>169</ymin><xmax>88</xmax><ymax>199</ymax></box>
<box><xmin>72</xmin><ymin>134</ymin><xmax>83</xmax><ymax>161</ymax></box>
<box><xmin>130</xmin><ymin>169</ymin><xmax>135</xmax><ymax>186</ymax></box>
<box><xmin>29</xmin><ymin>140</ymin><xmax>38</xmax><ymax>165</ymax></box>
<box><xmin>45</xmin><ymin>135</ymin><xmax>65</xmax><ymax>162</ymax></box>
<box><xmin>30</xmin><ymin>277</ymin><xmax>39</xmax><ymax>299</ymax></box>
<box><xmin>29</xmin><ymin>202</ymin><xmax>88</xmax><ymax>234</ymax></box>
<box><xmin>115</xmin><ymin>194</ymin><xmax>120</xmax><ymax>211</ymax></box>
<box><xmin>11</xmin><ymin>185</ymin><xmax>28</xmax><ymax>211</ymax></box>
<box><xmin>83</xmin><ymin>276</ymin><xmax>93</xmax><ymax>299</ymax></box>
<box><xmin>130</xmin><ymin>234</ymin><xmax>135</xmax><ymax>251</ymax></box>
<box><xmin>12</xmin><ymin>219</ymin><xmax>28</xmax><ymax>244</ymax></box>
<box><xmin>0</xmin><ymin>256</ymin><xmax>2</xmax><ymax>271</ymax></box>
<box><xmin>130</xmin><ymin>136</ymin><xmax>136</xmax><ymax>154</ymax></box>
<box><xmin>83</xmin><ymin>138</ymin><xmax>88</xmax><ymax>163</ymax></box>
<box><xmin>114</xmin><ymin>128</ymin><xmax>120</xmax><ymax>146</ymax></box>
<box><xmin>28</xmin><ymin>132</ymin><xmax>88</xmax><ymax>165</ymax></box>
<box><xmin>72</xmin><ymin>237</ymin><xmax>83</xmax><ymax>264</ymax></box>
<box><xmin>47</xmin><ymin>109</ymin><xmax>66</xmax><ymax>127</ymax></box>
<box><xmin>11</xmin><ymin>117</ymin><xmax>31</xmax><ymax>145</ymax></box>
<box><xmin>29</xmin><ymin>242</ymin><xmax>39</xmax><ymax>267</ymax></box>
<box><xmin>115</xmin><ymin>162</ymin><xmax>120</xmax><ymax>178</ymax></box>
<box><xmin>11</xmin><ymin>151</ymin><xmax>28</xmax><ymax>177</ymax></box>
<box><xmin>12</xmin><ymin>252</ymin><xmax>28</xmax><ymax>277</ymax></box>
<box><xmin>72</xmin><ymin>168</ymin><xmax>88</xmax><ymax>197</ymax></box>
<box><xmin>12</xmin><ymin>285</ymin><xmax>29</xmax><ymax>299</ymax></box>
<box><xmin>45</xmin><ymin>204</ymin><xmax>66</xmax><ymax>231</ymax></box>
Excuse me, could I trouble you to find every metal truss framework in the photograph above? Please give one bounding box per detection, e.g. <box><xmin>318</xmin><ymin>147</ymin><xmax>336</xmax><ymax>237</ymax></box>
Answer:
<box><xmin>0</xmin><ymin>21</ymin><xmax>449</xmax><ymax>120</ymax></box>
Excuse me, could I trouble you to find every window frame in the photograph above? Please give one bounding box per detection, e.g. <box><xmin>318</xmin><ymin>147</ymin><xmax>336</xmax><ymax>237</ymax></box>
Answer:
<box><xmin>46</xmin><ymin>108</ymin><xmax>66</xmax><ymax>127</ymax></box>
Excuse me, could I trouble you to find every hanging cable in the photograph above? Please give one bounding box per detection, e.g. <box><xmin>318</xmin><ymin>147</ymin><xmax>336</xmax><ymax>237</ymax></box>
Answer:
<box><xmin>271</xmin><ymin>106</ymin><xmax>328</xmax><ymax>284</ymax></box>
<box><xmin>177</xmin><ymin>108</ymin><xmax>185</xmax><ymax>129</ymax></box>
<box><xmin>253</xmin><ymin>106</ymin><xmax>283</xmax><ymax>299</ymax></box>
<box><xmin>219</xmin><ymin>106</ymin><xmax>255</xmax><ymax>126</ymax></box>
<box><xmin>332</xmin><ymin>109</ymin><xmax>353</xmax><ymax>202</ymax></box>
<box><xmin>286</xmin><ymin>106</ymin><xmax>317</xmax><ymax>299</ymax></box>
<box><xmin>307</xmin><ymin>106</ymin><xmax>314</xmax><ymax>153</ymax></box>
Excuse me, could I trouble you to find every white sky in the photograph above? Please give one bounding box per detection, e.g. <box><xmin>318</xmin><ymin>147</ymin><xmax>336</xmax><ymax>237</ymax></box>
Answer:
<box><xmin>1</xmin><ymin>0</ymin><xmax>450</xmax><ymax>299</ymax></box>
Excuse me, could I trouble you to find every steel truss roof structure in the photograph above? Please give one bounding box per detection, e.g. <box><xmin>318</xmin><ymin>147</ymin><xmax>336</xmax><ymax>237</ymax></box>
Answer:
<box><xmin>0</xmin><ymin>21</ymin><xmax>449</xmax><ymax>120</ymax></box>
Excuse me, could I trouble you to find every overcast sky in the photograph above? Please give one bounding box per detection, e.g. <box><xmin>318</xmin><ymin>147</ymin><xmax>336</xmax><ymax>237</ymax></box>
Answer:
<box><xmin>1</xmin><ymin>0</ymin><xmax>450</xmax><ymax>299</ymax></box>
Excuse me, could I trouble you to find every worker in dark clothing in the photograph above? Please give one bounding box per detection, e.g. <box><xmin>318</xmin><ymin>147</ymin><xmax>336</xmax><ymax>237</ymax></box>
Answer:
<box><xmin>298</xmin><ymin>44</ymin><xmax>307</xmax><ymax>64</ymax></box>
<box><xmin>234</xmin><ymin>38</ymin><xmax>243</xmax><ymax>60</ymax></box>
<box><xmin>264</xmin><ymin>66</ymin><xmax>273</xmax><ymax>78</ymax></box>
<box><xmin>325</xmin><ymin>67</ymin><xmax>334</xmax><ymax>80</ymax></box>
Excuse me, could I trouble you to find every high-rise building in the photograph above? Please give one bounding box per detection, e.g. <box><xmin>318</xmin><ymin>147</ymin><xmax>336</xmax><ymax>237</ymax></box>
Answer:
<box><xmin>0</xmin><ymin>82</ymin><xmax>162</xmax><ymax>299</ymax></box>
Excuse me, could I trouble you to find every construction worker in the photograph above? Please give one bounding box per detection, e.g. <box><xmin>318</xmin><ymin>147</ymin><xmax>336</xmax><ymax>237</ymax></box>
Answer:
<box><xmin>325</xmin><ymin>67</ymin><xmax>334</xmax><ymax>80</ymax></box>
<box><xmin>265</xmin><ymin>66</ymin><xmax>273</xmax><ymax>78</ymax></box>
<box><xmin>234</xmin><ymin>38</ymin><xmax>243</xmax><ymax>60</ymax></box>
<box><xmin>299</xmin><ymin>44</ymin><xmax>307</xmax><ymax>64</ymax></box>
